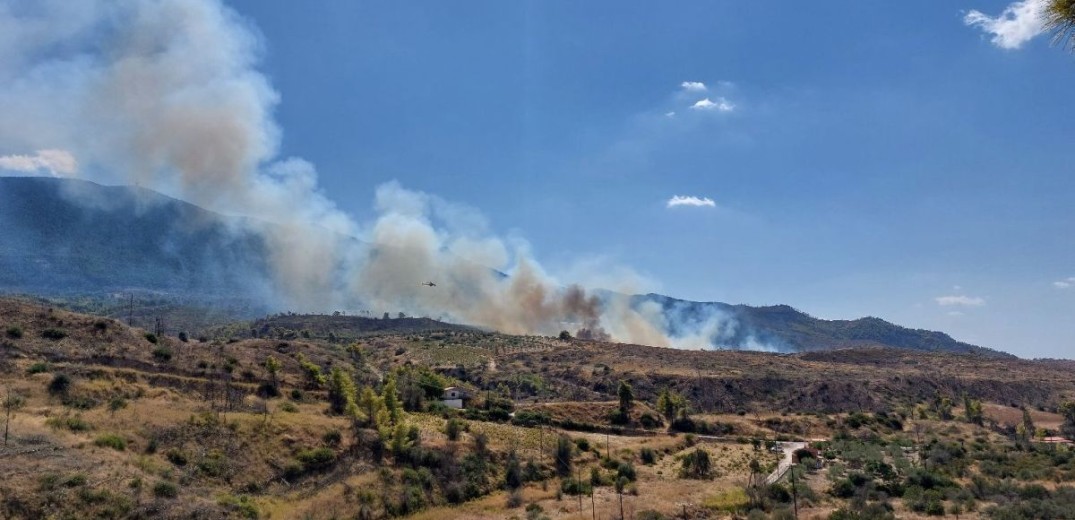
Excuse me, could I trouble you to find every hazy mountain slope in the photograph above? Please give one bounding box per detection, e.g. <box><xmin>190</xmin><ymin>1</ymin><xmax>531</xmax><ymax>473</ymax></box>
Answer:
<box><xmin>636</xmin><ymin>293</ymin><xmax>1009</xmax><ymax>357</ymax></box>
<box><xmin>0</xmin><ymin>176</ymin><xmax>271</xmax><ymax>298</ymax></box>
<box><xmin>0</xmin><ymin>177</ymin><xmax>1006</xmax><ymax>356</ymax></box>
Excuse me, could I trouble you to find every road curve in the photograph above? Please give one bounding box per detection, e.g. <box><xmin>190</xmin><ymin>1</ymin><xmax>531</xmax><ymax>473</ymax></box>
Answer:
<box><xmin>766</xmin><ymin>441</ymin><xmax>807</xmax><ymax>485</ymax></box>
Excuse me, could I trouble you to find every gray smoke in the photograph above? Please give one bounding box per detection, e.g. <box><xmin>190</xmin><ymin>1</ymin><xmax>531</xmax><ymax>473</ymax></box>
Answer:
<box><xmin>0</xmin><ymin>0</ymin><xmax>750</xmax><ymax>349</ymax></box>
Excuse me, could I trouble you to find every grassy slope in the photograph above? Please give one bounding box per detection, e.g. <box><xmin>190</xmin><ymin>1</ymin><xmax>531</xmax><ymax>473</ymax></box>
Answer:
<box><xmin>1</xmin><ymin>299</ymin><xmax>1073</xmax><ymax>519</ymax></box>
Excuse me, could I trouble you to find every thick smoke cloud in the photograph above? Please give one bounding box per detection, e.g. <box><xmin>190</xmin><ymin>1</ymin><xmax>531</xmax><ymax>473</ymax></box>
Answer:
<box><xmin>0</xmin><ymin>0</ymin><xmax>755</xmax><ymax>350</ymax></box>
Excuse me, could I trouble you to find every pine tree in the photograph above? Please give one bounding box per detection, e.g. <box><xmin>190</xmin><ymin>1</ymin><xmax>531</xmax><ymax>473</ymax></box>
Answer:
<box><xmin>264</xmin><ymin>355</ymin><xmax>282</xmax><ymax>391</ymax></box>
<box><xmin>618</xmin><ymin>380</ymin><xmax>634</xmax><ymax>415</ymax></box>
<box><xmin>382</xmin><ymin>376</ymin><xmax>402</xmax><ymax>425</ymax></box>
<box><xmin>327</xmin><ymin>366</ymin><xmax>357</xmax><ymax>415</ymax></box>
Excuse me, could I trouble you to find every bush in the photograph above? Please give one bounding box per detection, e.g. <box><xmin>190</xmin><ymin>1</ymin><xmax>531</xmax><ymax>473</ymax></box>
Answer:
<box><xmin>574</xmin><ymin>437</ymin><xmax>591</xmax><ymax>452</ymax></box>
<box><xmin>560</xmin><ymin>477</ymin><xmax>591</xmax><ymax>496</ymax></box>
<box><xmin>218</xmin><ymin>494</ymin><xmax>259</xmax><ymax>519</ymax></box>
<box><xmin>640</xmin><ymin>447</ymin><xmax>657</xmax><ymax>465</ymax></box>
<box><xmin>47</xmin><ymin>414</ymin><xmax>92</xmax><ymax>432</ymax></box>
<box><xmin>445</xmin><ymin>418</ymin><xmax>465</xmax><ymax>441</ymax></box>
<box><xmin>639</xmin><ymin>412</ymin><xmax>662</xmax><ymax>429</ymax></box>
<box><xmin>94</xmin><ymin>434</ymin><xmax>126</xmax><ymax>451</ymax></box>
<box><xmin>152</xmin><ymin>481</ymin><xmax>178</xmax><ymax>498</ymax></box>
<box><xmin>679</xmin><ymin>448</ymin><xmax>712</xmax><ymax>479</ymax></box>
<box><xmin>165</xmin><ymin>449</ymin><xmax>189</xmax><ymax>466</ymax></box>
<box><xmin>144</xmin><ymin>333</ymin><xmax>158</xmax><ymax>344</ymax></box>
<box><xmin>48</xmin><ymin>373</ymin><xmax>72</xmax><ymax>396</ymax></box>
<box><xmin>178</xmin><ymin>331</ymin><xmax>189</xmax><ymax>343</ymax></box>
<box><xmin>5</xmin><ymin>325</ymin><xmax>23</xmax><ymax>339</ymax></box>
<box><xmin>295</xmin><ymin>447</ymin><xmax>336</xmax><ymax>471</ymax></box>
<box><xmin>152</xmin><ymin>346</ymin><xmax>172</xmax><ymax>362</ymax></box>
<box><xmin>554</xmin><ymin>435</ymin><xmax>573</xmax><ymax>477</ymax></box>
<box><xmin>322</xmin><ymin>429</ymin><xmax>342</xmax><ymax>446</ymax></box>
<box><xmin>27</xmin><ymin>362</ymin><xmax>50</xmax><ymax>374</ymax></box>
<box><xmin>41</xmin><ymin>328</ymin><xmax>67</xmax><ymax>340</ymax></box>
<box><xmin>512</xmin><ymin>410</ymin><xmax>551</xmax><ymax>427</ymax></box>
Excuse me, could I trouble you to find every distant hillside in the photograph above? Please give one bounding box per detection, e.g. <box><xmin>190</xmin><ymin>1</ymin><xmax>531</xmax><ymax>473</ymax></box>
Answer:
<box><xmin>0</xmin><ymin>176</ymin><xmax>271</xmax><ymax>299</ymax></box>
<box><xmin>244</xmin><ymin>313</ymin><xmax>478</xmax><ymax>341</ymax></box>
<box><xmin>634</xmin><ymin>293</ymin><xmax>1010</xmax><ymax>358</ymax></box>
<box><xmin>0</xmin><ymin>177</ymin><xmax>1009</xmax><ymax>357</ymax></box>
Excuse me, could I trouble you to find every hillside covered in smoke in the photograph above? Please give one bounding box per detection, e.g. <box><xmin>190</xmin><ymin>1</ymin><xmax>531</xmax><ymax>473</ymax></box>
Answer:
<box><xmin>0</xmin><ymin>177</ymin><xmax>1008</xmax><ymax>357</ymax></box>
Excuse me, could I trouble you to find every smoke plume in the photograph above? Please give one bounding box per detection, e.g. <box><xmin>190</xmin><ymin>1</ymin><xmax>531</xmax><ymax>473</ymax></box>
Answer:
<box><xmin>0</xmin><ymin>0</ymin><xmax>752</xmax><ymax>349</ymax></box>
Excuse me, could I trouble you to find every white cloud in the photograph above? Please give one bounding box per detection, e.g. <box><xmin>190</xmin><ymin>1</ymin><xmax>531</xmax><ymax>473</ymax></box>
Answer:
<box><xmin>680</xmin><ymin>81</ymin><xmax>707</xmax><ymax>92</ymax></box>
<box><xmin>964</xmin><ymin>0</ymin><xmax>1047</xmax><ymax>50</ymax></box>
<box><xmin>935</xmin><ymin>295</ymin><xmax>986</xmax><ymax>307</ymax></box>
<box><xmin>948</xmin><ymin>311</ymin><xmax>965</xmax><ymax>317</ymax></box>
<box><xmin>667</xmin><ymin>195</ymin><xmax>716</xmax><ymax>208</ymax></box>
<box><xmin>0</xmin><ymin>149</ymin><xmax>78</xmax><ymax>177</ymax></box>
<box><xmin>665</xmin><ymin>111</ymin><xmax>676</xmax><ymax>118</ymax></box>
<box><xmin>1054</xmin><ymin>277</ymin><xmax>1075</xmax><ymax>289</ymax></box>
<box><xmin>690</xmin><ymin>97</ymin><xmax>735</xmax><ymax>112</ymax></box>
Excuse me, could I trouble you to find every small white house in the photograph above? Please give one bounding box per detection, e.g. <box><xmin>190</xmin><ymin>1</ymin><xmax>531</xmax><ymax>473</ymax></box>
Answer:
<box><xmin>441</xmin><ymin>386</ymin><xmax>466</xmax><ymax>409</ymax></box>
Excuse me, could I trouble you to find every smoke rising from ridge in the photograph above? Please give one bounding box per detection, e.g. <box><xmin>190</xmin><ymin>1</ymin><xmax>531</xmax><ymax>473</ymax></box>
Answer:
<box><xmin>0</xmin><ymin>0</ymin><xmax>762</xmax><ymax>350</ymax></box>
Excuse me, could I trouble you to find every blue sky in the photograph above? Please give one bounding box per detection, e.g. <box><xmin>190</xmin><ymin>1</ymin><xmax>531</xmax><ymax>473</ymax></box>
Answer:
<box><xmin>222</xmin><ymin>0</ymin><xmax>1074</xmax><ymax>358</ymax></box>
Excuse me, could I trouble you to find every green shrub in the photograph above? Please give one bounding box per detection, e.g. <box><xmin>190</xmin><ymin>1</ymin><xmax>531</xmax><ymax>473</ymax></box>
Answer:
<box><xmin>46</xmin><ymin>414</ymin><xmax>92</xmax><ymax>432</ymax></box>
<box><xmin>64</xmin><ymin>474</ymin><xmax>88</xmax><ymax>487</ymax></box>
<box><xmin>279</xmin><ymin>401</ymin><xmax>298</xmax><ymax>413</ymax></box>
<box><xmin>6</xmin><ymin>325</ymin><xmax>23</xmax><ymax>339</ymax></box>
<box><xmin>41</xmin><ymin>328</ymin><xmax>67</xmax><ymax>340</ymax></box>
<box><xmin>640</xmin><ymin>447</ymin><xmax>657</xmax><ymax>465</ymax></box>
<box><xmin>639</xmin><ymin>412</ymin><xmax>662</xmax><ymax>429</ymax></box>
<box><xmin>94</xmin><ymin>434</ymin><xmax>126</xmax><ymax>451</ymax></box>
<box><xmin>445</xmin><ymin>418</ymin><xmax>465</xmax><ymax>441</ymax></box>
<box><xmin>218</xmin><ymin>494</ymin><xmax>259</xmax><ymax>519</ymax></box>
<box><xmin>152</xmin><ymin>346</ymin><xmax>172</xmax><ymax>361</ymax></box>
<box><xmin>322</xmin><ymin>429</ymin><xmax>342</xmax><ymax>446</ymax></box>
<box><xmin>48</xmin><ymin>373</ymin><xmax>72</xmax><ymax>396</ymax></box>
<box><xmin>574</xmin><ymin>437</ymin><xmax>591</xmax><ymax>452</ymax></box>
<box><xmin>165</xmin><ymin>449</ymin><xmax>189</xmax><ymax>466</ymax></box>
<box><xmin>152</xmin><ymin>481</ymin><xmax>178</xmax><ymax>498</ymax></box>
<box><xmin>296</xmin><ymin>447</ymin><xmax>336</xmax><ymax>469</ymax></box>
<box><xmin>144</xmin><ymin>333</ymin><xmax>158</xmax><ymax>344</ymax></box>
<box><xmin>679</xmin><ymin>448</ymin><xmax>713</xmax><ymax>479</ymax></box>
<box><xmin>26</xmin><ymin>362</ymin><xmax>50</xmax><ymax>374</ymax></box>
<box><xmin>560</xmin><ymin>477</ymin><xmax>591</xmax><ymax>496</ymax></box>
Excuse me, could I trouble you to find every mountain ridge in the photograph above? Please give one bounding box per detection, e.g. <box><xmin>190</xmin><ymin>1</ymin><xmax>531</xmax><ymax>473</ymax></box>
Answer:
<box><xmin>0</xmin><ymin>176</ymin><xmax>1010</xmax><ymax>357</ymax></box>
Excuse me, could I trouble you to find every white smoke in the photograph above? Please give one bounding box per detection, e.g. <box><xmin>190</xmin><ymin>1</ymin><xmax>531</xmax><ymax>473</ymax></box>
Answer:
<box><xmin>0</xmin><ymin>0</ymin><xmax>747</xmax><ymax>349</ymax></box>
<box><xmin>0</xmin><ymin>149</ymin><xmax>77</xmax><ymax>176</ymax></box>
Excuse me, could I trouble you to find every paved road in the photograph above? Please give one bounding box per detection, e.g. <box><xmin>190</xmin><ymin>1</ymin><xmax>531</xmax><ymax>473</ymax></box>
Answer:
<box><xmin>766</xmin><ymin>441</ymin><xmax>807</xmax><ymax>485</ymax></box>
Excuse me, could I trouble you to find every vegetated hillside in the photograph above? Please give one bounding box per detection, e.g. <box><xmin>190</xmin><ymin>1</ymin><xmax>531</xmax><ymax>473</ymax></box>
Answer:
<box><xmin>2</xmin><ymin>298</ymin><xmax>1074</xmax><ymax>519</ymax></box>
<box><xmin>636</xmin><ymin>293</ymin><xmax>1010</xmax><ymax>357</ymax></box>
<box><xmin>0</xmin><ymin>176</ymin><xmax>271</xmax><ymax>299</ymax></box>
<box><xmin>244</xmin><ymin>313</ymin><xmax>479</xmax><ymax>341</ymax></box>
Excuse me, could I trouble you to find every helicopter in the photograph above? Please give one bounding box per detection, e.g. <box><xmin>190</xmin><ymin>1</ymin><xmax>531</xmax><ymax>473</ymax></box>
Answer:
<box><xmin>421</xmin><ymin>281</ymin><xmax>437</xmax><ymax>287</ymax></box>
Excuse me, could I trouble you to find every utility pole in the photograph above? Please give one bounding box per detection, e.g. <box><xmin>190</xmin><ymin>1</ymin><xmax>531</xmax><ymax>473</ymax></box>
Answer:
<box><xmin>590</xmin><ymin>485</ymin><xmax>596</xmax><ymax>520</ymax></box>
<box><xmin>128</xmin><ymin>293</ymin><xmax>134</xmax><ymax>326</ymax></box>
<box><xmin>576</xmin><ymin>465</ymin><xmax>583</xmax><ymax>514</ymax></box>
